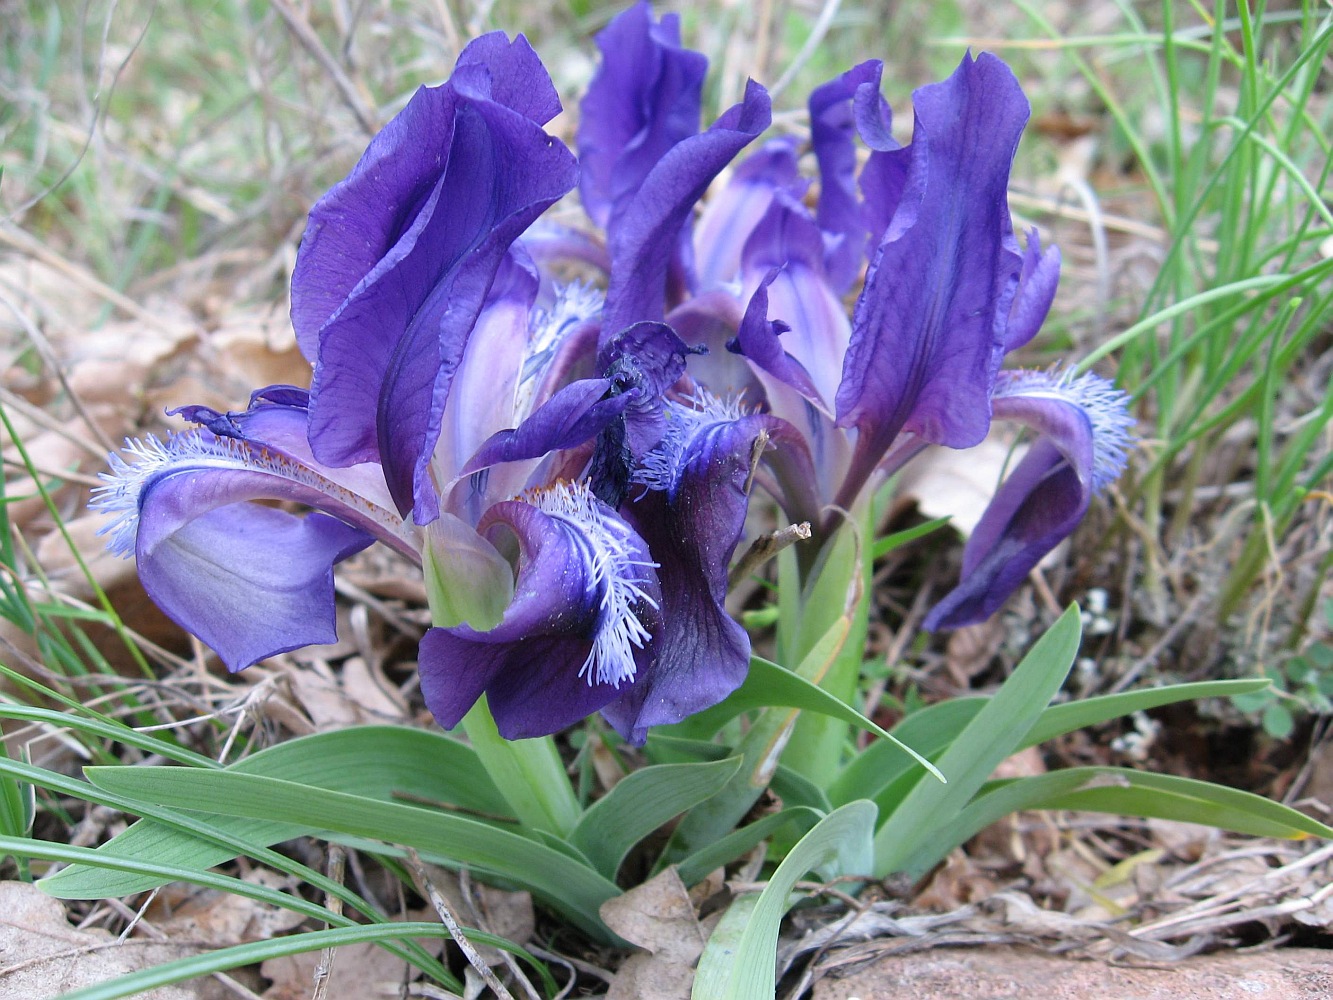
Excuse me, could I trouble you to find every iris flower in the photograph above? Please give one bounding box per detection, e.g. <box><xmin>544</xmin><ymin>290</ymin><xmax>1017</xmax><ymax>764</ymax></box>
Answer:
<box><xmin>95</xmin><ymin>32</ymin><xmax>759</xmax><ymax>742</ymax></box>
<box><xmin>97</xmin><ymin>4</ymin><xmax>1133</xmax><ymax>744</ymax></box>
<box><xmin>555</xmin><ymin>4</ymin><xmax>1134</xmax><ymax>631</ymax></box>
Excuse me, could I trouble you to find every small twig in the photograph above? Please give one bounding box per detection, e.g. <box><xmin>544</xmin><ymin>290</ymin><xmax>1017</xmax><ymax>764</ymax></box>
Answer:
<box><xmin>768</xmin><ymin>0</ymin><xmax>843</xmax><ymax>99</ymax></box>
<box><xmin>312</xmin><ymin>845</ymin><xmax>347</xmax><ymax>1000</ymax></box>
<box><xmin>0</xmin><ymin>386</ymin><xmax>108</xmax><ymax>461</ymax></box>
<box><xmin>729</xmin><ymin>521</ymin><xmax>811</xmax><ymax>589</ymax></box>
<box><xmin>100</xmin><ymin>898</ymin><xmax>264</xmax><ymax>1000</ymax></box>
<box><xmin>405</xmin><ymin>849</ymin><xmax>515</xmax><ymax>1000</ymax></box>
<box><xmin>0</xmin><ymin>290</ymin><xmax>116</xmax><ymax>452</ymax></box>
<box><xmin>270</xmin><ymin>0</ymin><xmax>378</xmax><ymax>137</ymax></box>
<box><xmin>458</xmin><ymin>869</ymin><xmax>540</xmax><ymax>1000</ymax></box>
<box><xmin>0</xmin><ymin>223</ymin><xmax>199</xmax><ymax>338</ymax></box>
<box><xmin>524</xmin><ymin>945</ymin><xmax>615</xmax><ymax>987</ymax></box>
<box><xmin>1</xmin><ymin>455</ymin><xmax>104</xmax><ymax>487</ymax></box>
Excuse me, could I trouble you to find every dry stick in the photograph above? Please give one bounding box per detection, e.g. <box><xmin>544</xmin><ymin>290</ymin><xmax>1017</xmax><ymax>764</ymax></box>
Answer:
<box><xmin>98</xmin><ymin>897</ymin><xmax>266</xmax><ymax>1000</ymax></box>
<box><xmin>0</xmin><ymin>224</ymin><xmax>198</xmax><ymax>339</ymax></box>
<box><xmin>0</xmin><ymin>291</ymin><xmax>116</xmax><ymax>453</ymax></box>
<box><xmin>270</xmin><ymin>0</ymin><xmax>378</xmax><ymax>138</ymax></box>
<box><xmin>458</xmin><ymin>868</ymin><xmax>541</xmax><ymax>1000</ymax></box>
<box><xmin>728</xmin><ymin>522</ymin><xmax>812</xmax><ymax>590</ymax></box>
<box><xmin>312</xmin><ymin>845</ymin><xmax>347</xmax><ymax>1000</ymax></box>
<box><xmin>2</xmin><ymin>455</ymin><xmax>104</xmax><ymax>488</ymax></box>
<box><xmin>768</xmin><ymin>0</ymin><xmax>843</xmax><ymax>99</ymax></box>
<box><xmin>0</xmin><ymin>386</ymin><xmax>108</xmax><ymax>461</ymax></box>
<box><xmin>405</xmin><ymin>848</ymin><xmax>515</xmax><ymax>1000</ymax></box>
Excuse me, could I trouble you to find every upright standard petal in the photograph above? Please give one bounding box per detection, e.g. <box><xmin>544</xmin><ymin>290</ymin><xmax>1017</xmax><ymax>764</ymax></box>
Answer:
<box><xmin>577</xmin><ymin>2</ymin><xmax>707</xmax><ymax>231</ymax></box>
<box><xmin>419</xmin><ymin>482</ymin><xmax>662</xmax><ymax>739</ymax></box>
<box><xmin>835</xmin><ymin>53</ymin><xmax>1030</xmax><ymax>507</ymax></box>
<box><xmin>300</xmin><ymin>37</ymin><xmax>577</xmax><ymax>522</ymax></box>
<box><xmin>692</xmin><ymin>139</ymin><xmax>803</xmax><ymax>288</ymax></box>
<box><xmin>809</xmin><ymin>60</ymin><xmax>883</xmax><ymax>292</ymax></box>
<box><xmin>1004</xmin><ymin>228</ymin><xmax>1062</xmax><ymax>353</ymax></box>
<box><xmin>290</xmin><ymin>33</ymin><xmax>558</xmax><ymax>360</ymax></box>
<box><xmin>601</xmin><ymin>80</ymin><xmax>771</xmax><ymax>339</ymax></box>
<box><xmin>738</xmin><ymin>194</ymin><xmax>852</xmax><ymax>411</ymax></box>
<box><xmin>923</xmin><ymin>369</ymin><xmax>1134</xmax><ymax>629</ymax></box>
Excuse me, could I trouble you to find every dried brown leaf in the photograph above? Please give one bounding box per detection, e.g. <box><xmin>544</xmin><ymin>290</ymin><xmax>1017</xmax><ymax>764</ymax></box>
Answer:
<box><xmin>0</xmin><ymin>880</ymin><xmax>224</xmax><ymax>999</ymax></box>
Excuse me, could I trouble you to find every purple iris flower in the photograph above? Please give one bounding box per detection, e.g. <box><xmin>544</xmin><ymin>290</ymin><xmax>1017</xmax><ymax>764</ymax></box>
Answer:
<box><xmin>553</xmin><ymin>5</ymin><xmax>1133</xmax><ymax>629</ymax></box>
<box><xmin>96</xmin><ymin>5</ymin><xmax>1134</xmax><ymax>748</ymax></box>
<box><xmin>93</xmin><ymin>31</ymin><xmax>751</xmax><ymax>743</ymax></box>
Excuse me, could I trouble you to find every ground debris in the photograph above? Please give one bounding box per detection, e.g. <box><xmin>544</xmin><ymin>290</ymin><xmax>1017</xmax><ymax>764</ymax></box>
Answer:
<box><xmin>0</xmin><ymin>880</ymin><xmax>228</xmax><ymax>1000</ymax></box>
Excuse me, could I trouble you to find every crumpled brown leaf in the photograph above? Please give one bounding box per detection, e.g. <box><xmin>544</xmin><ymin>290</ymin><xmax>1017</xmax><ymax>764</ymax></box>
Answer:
<box><xmin>0</xmin><ymin>880</ymin><xmax>225</xmax><ymax>999</ymax></box>
<box><xmin>601</xmin><ymin>866</ymin><xmax>708</xmax><ymax>1000</ymax></box>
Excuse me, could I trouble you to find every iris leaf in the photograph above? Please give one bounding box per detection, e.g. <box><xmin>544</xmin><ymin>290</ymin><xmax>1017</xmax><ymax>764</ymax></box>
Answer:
<box><xmin>871</xmin><ymin>604</ymin><xmax>1082</xmax><ymax>876</ymax></box>
<box><xmin>693</xmin><ymin>801</ymin><xmax>876</xmax><ymax>1000</ymax></box>
<box><xmin>83</xmin><ymin>765</ymin><xmax>621</xmax><ymax>939</ymax></box>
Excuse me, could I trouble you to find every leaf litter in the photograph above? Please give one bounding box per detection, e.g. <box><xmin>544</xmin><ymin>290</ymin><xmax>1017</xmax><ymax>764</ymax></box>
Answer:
<box><xmin>0</xmin><ymin>0</ymin><xmax>1330</xmax><ymax>996</ymax></box>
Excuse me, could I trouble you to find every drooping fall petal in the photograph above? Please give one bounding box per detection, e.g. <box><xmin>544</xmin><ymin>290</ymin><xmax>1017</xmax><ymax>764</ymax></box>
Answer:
<box><xmin>419</xmin><ymin>482</ymin><xmax>662</xmax><ymax>739</ymax></box>
<box><xmin>923</xmin><ymin>369</ymin><xmax>1134</xmax><ymax>629</ymax></box>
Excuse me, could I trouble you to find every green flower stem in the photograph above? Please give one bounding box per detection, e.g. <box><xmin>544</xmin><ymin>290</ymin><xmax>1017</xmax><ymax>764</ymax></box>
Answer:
<box><xmin>461</xmin><ymin>698</ymin><xmax>580</xmax><ymax>838</ymax></box>
<box><xmin>663</xmin><ymin>615</ymin><xmax>852</xmax><ymax>862</ymax></box>
<box><xmin>780</xmin><ymin>507</ymin><xmax>874</xmax><ymax>787</ymax></box>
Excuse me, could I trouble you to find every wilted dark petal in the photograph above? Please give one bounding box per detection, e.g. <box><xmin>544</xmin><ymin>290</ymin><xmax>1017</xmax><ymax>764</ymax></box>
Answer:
<box><xmin>460</xmin><ymin>378</ymin><xmax>630</xmax><ymax>477</ymax></box>
<box><xmin>308</xmin><ymin>91</ymin><xmax>577</xmax><ymax>521</ymax></box>
<box><xmin>692</xmin><ymin>139</ymin><xmax>803</xmax><ymax>287</ymax></box>
<box><xmin>577</xmin><ymin>2</ymin><xmax>708</xmax><ymax>231</ymax></box>
<box><xmin>608</xmin><ymin>407</ymin><xmax>773</xmax><ymax>743</ymax></box>
<box><xmin>602</xmin><ymin>80</ymin><xmax>772</xmax><ymax>339</ymax></box>
<box><xmin>597</xmin><ymin>320</ymin><xmax>694</xmax><ymax>460</ymax></box>
<box><xmin>419</xmin><ymin>485</ymin><xmax>662</xmax><ymax>739</ymax></box>
<box><xmin>835</xmin><ymin>53</ymin><xmax>1030</xmax><ymax>507</ymax></box>
<box><xmin>923</xmin><ymin>369</ymin><xmax>1133</xmax><ymax>629</ymax></box>
<box><xmin>809</xmin><ymin>60</ymin><xmax>883</xmax><ymax>292</ymax></box>
<box><xmin>1004</xmin><ymin>229</ymin><xmax>1062</xmax><ymax>352</ymax></box>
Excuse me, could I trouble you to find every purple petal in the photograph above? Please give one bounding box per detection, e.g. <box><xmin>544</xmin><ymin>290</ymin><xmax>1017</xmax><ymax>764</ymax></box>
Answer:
<box><xmin>137</xmin><ymin>502</ymin><xmax>370</xmax><ymax>672</ymax></box>
<box><xmin>433</xmin><ymin>248</ymin><xmax>540</xmax><ymax>485</ymax></box>
<box><xmin>835</xmin><ymin>53</ymin><xmax>1030</xmax><ymax>506</ymax></box>
<box><xmin>597</xmin><ymin>320</ymin><xmax>694</xmax><ymax>459</ymax></box>
<box><xmin>577</xmin><ymin>2</ymin><xmax>708</xmax><ymax>231</ymax></box>
<box><xmin>666</xmin><ymin>292</ymin><xmax>768</xmax><ymax>405</ymax></box>
<box><xmin>924</xmin><ymin>369</ymin><xmax>1133</xmax><ymax>629</ymax></box>
<box><xmin>1005</xmin><ymin>228</ymin><xmax>1062</xmax><ymax>352</ymax></box>
<box><xmin>155</xmin><ymin>394</ymin><xmax>409</xmax><ymax>551</ymax></box>
<box><xmin>602</xmin><ymin>80</ymin><xmax>771</xmax><ymax>339</ymax></box>
<box><xmin>96</xmin><ymin>402</ymin><xmax>403</xmax><ymax>670</ymax></box>
<box><xmin>451</xmin><ymin>32</ymin><xmax>562</xmax><ymax>126</ymax></box>
<box><xmin>419</xmin><ymin>485</ymin><xmax>662</xmax><ymax>739</ymax></box>
<box><xmin>300</xmin><ymin>45</ymin><xmax>576</xmax><ymax>522</ymax></box>
<box><xmin>290</xmin><ymin>33</ymin><xmax>558</xmax><ymax>360</ymax></box>
<box><xmin>809</xmin><ymin>61</ymin><xmax>883</xmax><ymax>291</ymax></box>
<box><xmin>726</xmin><ymin>267</ymin><xmax>820</xmax><ymax>402</ymax></box>
<box><xmin>608</xmin><ymin>407</ymin><xmax>774</xmax><ymax>743</ymax></box>
<box><xmin>692</xmin><ymin>139</ymin><xmax>803</xmax><ymax>287</ymax></box>
<box><xmin>737</xmin><ymin>194</ymin><xmax>851</xmax><ymax>409</ymax></box>
<box><xmin>460</xmin><ymin>378</ymin><xmax>630</xmax><ymax>476</ymax></box>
